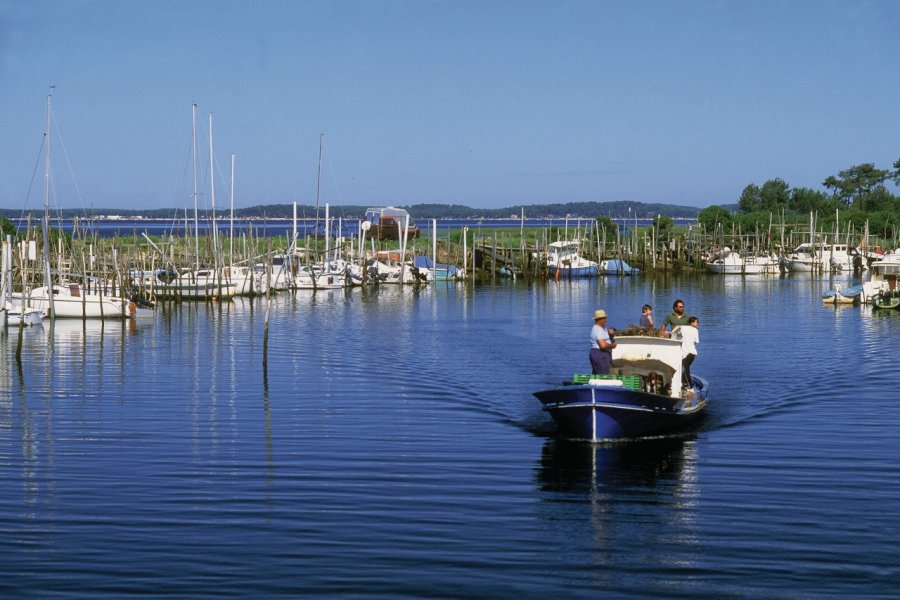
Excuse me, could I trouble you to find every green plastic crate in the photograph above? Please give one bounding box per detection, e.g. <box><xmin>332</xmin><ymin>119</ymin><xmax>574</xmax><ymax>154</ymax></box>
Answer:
<box><xmin>572</xmin><ymin>374</ymin><xmax>642</xmax><ymax>391</ymax></box>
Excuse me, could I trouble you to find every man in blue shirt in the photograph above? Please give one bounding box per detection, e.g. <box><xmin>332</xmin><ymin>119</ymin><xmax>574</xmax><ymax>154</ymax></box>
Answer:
<box><xmin>589</xmin><ymin>309</ymin><xmax>617</xmax><ymax>374</ymax></box>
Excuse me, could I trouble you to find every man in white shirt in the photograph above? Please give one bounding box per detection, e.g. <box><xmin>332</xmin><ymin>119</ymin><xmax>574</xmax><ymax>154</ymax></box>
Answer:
<box><xmin>678</xmin><ymin>316</ymin><xmax>700</xmax><ymax>389</ymax></box>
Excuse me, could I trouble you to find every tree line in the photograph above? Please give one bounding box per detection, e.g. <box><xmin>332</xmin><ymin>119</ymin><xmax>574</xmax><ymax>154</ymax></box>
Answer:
<box><xmin>696</xmin><ymin>159</ymin><xmax>900</xmax><ymax>240</ymax></box>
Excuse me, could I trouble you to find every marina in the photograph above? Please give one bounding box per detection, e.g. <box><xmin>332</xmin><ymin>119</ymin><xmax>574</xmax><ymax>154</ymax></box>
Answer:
<box><xmin>3</xmin><ymin>2</ymin><xmax>900</xmax><ymax>597</ymax></box>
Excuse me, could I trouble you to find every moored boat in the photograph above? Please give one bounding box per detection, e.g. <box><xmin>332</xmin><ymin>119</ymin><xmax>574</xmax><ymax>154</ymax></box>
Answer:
<box><xmin>5</xmin><ymin>303</ymin><xmax>44</xmax><ymax>326</ymax></box>
<box><xmin>137</xmin><ymin>268</ymin><xmax>236</xmax><ymax>300</ymax></box>
<box><xmin>861</xmin><ymin>250</ymin><xmax>900</xmax><ymax>304</ymax></box>
<box><xmin>16</xmin><ymin>283</ymin><xmax>131</xmax><ymax>318</ymax></box>
<box><xmin>546</xmin><ymin>241</ymin><xmax>598</xmax><ymax>278</ymax></box>
<box><xmin>599</xmin><ymin>258</ymin><xmax>640</xmax><ymax>276</ymax></box>
<box><xmin>363</xmin><ymin>207</ymin><xmax>420</xmax><ymax>241</ymax></box>
<box><xmin>412</xmin><ymin>256</ymin><xmax>465</xmax><ymax>281</ymax></box>
<box><xmin>873</xmin><ymin>292</ymin><xmax>900</xmax><ymax>310</ymax></box>
<box><xmin>534</xmin><ymin>335</ymin><xmax>709</xmax><ymax>442</ymax></box>
<box><xmin>822</xmin><ymin>284</ymin><xmax>862</xmax><ymax>305</ymax></box>
<box><xmin>786</xmin><ymin>241</ymin><xmax>860</xmax><ymax>273</ymax></box>
<box><xmin>706</xmin><ymin>247</ymin><xmax>779</xmax><ymax>274</ymax></box>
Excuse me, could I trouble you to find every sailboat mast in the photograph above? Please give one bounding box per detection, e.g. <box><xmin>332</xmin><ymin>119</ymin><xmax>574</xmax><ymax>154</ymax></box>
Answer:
<box><xmin>208</xmin><ymin>112</ymin><xmax>219</xmax><ymax>272</ymax></box>
<box><xmin>192</xmin><ymin>103</ymin><xmax>200</xmax><ymax>272</ymax></box>
<box><xmin>314</xmin><ymin>133</ymin><xmax>323</xmax><ymax>253</ymax></box>
<box><xmin>42</xmin><ymin>90</ymin><xmax>55</xmax><ymax>316</ymax></box>
<box><xmin>230</xmin><ymin>154</ymin><xmax>235</xmax><ymax>268</ymax></box>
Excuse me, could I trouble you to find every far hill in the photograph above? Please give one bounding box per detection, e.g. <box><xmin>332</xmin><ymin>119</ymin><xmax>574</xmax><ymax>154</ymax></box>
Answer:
<box><xmin>3</xmin><ymin>201</ymin><xmax>711</xmax><ymax>220</ymax></box>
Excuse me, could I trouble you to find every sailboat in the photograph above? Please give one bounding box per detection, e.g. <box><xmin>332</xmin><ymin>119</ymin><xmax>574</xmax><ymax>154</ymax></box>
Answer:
<box><xmin>293</xmin><ymin>136</ymin><xmax>351</xmax><ymax>291</ymax></box>
<box><xmin>13</xmin><ymin>92</ymin><xmax>132</xmax><ymax>319</ymax></box>
<box><xmin>137</xmin><ymin>105</ymin><xmax>236</xmax><ymax>300</ymax></box>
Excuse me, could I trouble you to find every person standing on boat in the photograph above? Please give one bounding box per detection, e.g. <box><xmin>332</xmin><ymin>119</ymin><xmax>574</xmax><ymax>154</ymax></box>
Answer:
<box><xmin>589</xmin><ymin>309</ymin><xmax>617</xmax><ymax>375</ymax></box>
<box><xmin>659</xmin><ymin>299</ymin><xmax>691</xmax><ymax>338</ymax></box>
<box><xmin>639</xmin><ymin>304</ymin><xmax>654</xmax><ymax>328</ymax></box>
<box><xmin>679</xmin><ymin>316</ymin><xmax>700</xmax><ymax>389</ymax></box>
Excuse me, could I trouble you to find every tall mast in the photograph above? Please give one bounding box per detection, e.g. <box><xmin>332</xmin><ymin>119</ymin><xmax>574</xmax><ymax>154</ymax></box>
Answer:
<box><xmin>314</xmin><ymin>133</ymin><xmax>323</xmax><ymax>249</ymax></box>
<box><xmin>42</xmin><ymin>89</ymin><xmax>55</xmax><ymax>316</ymax></box>
<box><xmin>229</xmin><ymin>154</ymin><xmax>235</xmax><ymax>268</ymax></box>
<box><xmin>192</xmin><ymin>103</ymin><xmax>200</xmax><ymax>272</ymax></box>
<box><xmin>208</xmin><ymin>112</ymin><xmax>219</xmax><ymax>272</ymax></box>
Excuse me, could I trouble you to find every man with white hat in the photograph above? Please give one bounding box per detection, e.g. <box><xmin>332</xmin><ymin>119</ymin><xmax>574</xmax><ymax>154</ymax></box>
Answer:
<box><xmin>589</xmin><ymin>309</ymin><xmax>617</xmax><ymax>375</ymax></box>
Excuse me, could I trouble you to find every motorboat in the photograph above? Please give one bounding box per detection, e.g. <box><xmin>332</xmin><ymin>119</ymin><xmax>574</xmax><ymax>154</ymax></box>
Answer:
<box><xmin>253</xmin><ymin>253</ymin><xmax>299</xmax><ymax>293</ymax></box>
<box><xmin>363</xmin><ymin>252</ymin><xmax>428</xmax><ymax>285</ymax></box>
<box><xmin>822</xmin><ymin>284</ymin><xmax>862</xmax><ymax>305</ymax></box>
<box><xmin>862</xmin><ymin>250</ymin><xmax>900</xmax><ymax>304</ymax></box>
<box><xmin>4</xmin><ymin>303</ymin><xmax>44</xmax><ymax>326</ymax></box>
<box><xmin>874</xmin><ymin>291</ymin><xmax>900</xmax><ymax>310</ymax></box>
<box><xmin>534</xmin><ymin>335</ymin><xmax>709</xmax><ymax>442</ymax></box>
<box><xmin>363</xmin><ymin>207</ymin><xmax>420</xmax><ymax>241</ymax></box>
<box><xmin>706</xmin><ymin>247</ymin><xmax>779</xmax><ymax>274</ymax></box>
<box><xmin>413</xmin><ymin>256</ymin><xmax>465</xmax><ymax>281</ymax></box>
<box><xmin>599</xmin><ymin>259</ymin><xmax>640</xmax><ymax>276</ymax></box>
<box><xmin>546</xmin><ymin>241</ymin><xmax>598</xmax><ymax>278</ymax></box>
<box><xmin>786</xmin><ymin>242</ymin><xmax>860</xmax><ymax>273</ymax></box>
<box><xmin>294</xmin><ymin>261</ymin><xmax>351</xmax><ymax>290</ymax></box>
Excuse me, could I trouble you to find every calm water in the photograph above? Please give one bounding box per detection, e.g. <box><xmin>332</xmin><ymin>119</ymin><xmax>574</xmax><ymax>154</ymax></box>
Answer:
<box><xmin>1</xmin><ymin>274</ymin><xmax>897</xmax><ymax>598</ymax></box>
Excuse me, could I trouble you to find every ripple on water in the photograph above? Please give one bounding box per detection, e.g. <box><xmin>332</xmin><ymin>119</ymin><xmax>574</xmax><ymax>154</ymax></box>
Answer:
<box><xmin>2</xmin><ymin>278</ymin><xmax>900</xmax><ymax>598</ymax></box>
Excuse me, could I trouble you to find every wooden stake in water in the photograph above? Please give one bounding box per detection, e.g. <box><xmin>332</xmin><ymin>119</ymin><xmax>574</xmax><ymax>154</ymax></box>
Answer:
<box><xmin>262</xmin><ymin>238</ymin><xmax>273</xmax><ymax>373</ymax></box>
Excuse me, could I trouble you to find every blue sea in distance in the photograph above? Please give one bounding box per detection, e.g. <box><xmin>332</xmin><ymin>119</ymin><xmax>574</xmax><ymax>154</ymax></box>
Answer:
<box><xmin>13</xmin><ymin>216</ymin><xmax>667</xmax><ymax>239</ymax></box>
<box><xmin>1</xmin><ymin>273</ymin><xmax>898</xmax><ymax>598</ymax></box>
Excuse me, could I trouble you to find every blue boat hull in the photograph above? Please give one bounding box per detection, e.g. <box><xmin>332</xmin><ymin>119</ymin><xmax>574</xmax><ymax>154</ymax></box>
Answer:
<box><xmin>548</xmin><ymin>265</ymin><xmax>598</xmax><ymax>278</ymax></box>
<box><xmin>534</xmin><ymin>377</ymin><xmax>709</xmax><ymax>441</ymax></box>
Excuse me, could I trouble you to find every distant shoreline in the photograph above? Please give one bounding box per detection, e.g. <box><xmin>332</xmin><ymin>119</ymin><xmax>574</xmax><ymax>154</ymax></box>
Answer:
<box><xmin>1</xmin><ymin>200</ymin><xmax>714</xmax><ymax>221</ymax></box>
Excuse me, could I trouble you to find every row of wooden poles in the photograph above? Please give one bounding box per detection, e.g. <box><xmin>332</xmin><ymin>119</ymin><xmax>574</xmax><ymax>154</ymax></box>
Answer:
<box><xmin>10</xmin><ymin>216</ymin><xmax>900</xmax><ymax>296</ymax></box>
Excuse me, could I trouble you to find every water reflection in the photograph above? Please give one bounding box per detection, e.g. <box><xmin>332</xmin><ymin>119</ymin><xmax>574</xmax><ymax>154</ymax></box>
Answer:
<box><xmin>536</xmin><ymin>437</ymin><xmax>701</xmax><ymax>577</ymax></box>
<box><xmin>536</xmin><ymin>436</ymin><xmax>693</xmax><ymax>494</ymax></box>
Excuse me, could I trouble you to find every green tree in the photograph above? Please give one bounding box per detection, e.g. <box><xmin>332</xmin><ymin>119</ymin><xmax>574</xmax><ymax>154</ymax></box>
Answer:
<box><xmin>0</xmin><ymin>217</ymin><xmax>15</xmax><ymax>238</ymax></box>
<box><xmin>866</xmin><ymin>186</ymin><xmax>897</xmax><ymax>212</ymax></box>
<box><xmin>823</xmin><ymin>163</ymin><xmax>890</xmax><ymax>210</ymax></box>
<box><xmin>697</xmin><ymin>205</ymin><xmax>733</xmax><ymax>233</ymax></box>
<box><xmin>595</xmin><ymin>215</ymin><xmax>617</xmax><ymax>233</ymax></box>
<box><xmin>759</xmin><ymin>178</ymin><xmax>790</xmax><ymax>212</ymax></box>
<box><xmin>738</xmin><ymin>184</ymin><xmax>761</xmax><ymax>213</ymax></box>
<box><xmin>789</xmin><ymin>187</ymin><xmax>829</xmax><ymax>213</ymax></box>
<box><xmin>652</xmin><ymin>215</ymin><xmax>675</xmax><ymax>241</ymax></box>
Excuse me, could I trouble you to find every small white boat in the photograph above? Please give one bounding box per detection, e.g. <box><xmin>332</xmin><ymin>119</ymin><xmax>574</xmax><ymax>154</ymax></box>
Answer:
<box><xmin>5</xmin><ymin>304</ymin><xmax>44</xmax><ymax>326</ymax></box>
<box><xmin>362</xmin><ymin>252</ymin><xmax>428</xmax><ymax>285</ymax></box>
<box><xmin>294</xmin><ymin>262</ymin><xmax>350</xmax><ymax>290</ymax></box>
<box><xmin>706</xmin><ymin>248</ymin><xmax>779</xmax><ymax>274</ymax></box>
<box><xmin>822</xmin><ymin>284</ymin><xmax>862</xmax><ymax>305</ymax></box>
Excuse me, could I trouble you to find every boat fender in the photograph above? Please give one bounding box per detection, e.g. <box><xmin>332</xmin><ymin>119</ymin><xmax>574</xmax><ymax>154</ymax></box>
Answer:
<box><xmin>128</xmin><ymin>302</ymin><xmax>137</xmax><ymax>316</ymax></box>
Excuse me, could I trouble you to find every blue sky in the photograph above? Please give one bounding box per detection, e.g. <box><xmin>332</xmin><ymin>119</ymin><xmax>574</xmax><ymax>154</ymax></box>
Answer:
<box><xmin>1</xmin><ymin>0</ymin><xmax>898</xmax><ymax>212</ymax></box>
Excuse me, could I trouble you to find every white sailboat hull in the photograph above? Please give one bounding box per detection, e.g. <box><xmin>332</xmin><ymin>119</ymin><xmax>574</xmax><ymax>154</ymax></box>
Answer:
<box><xmin>16</xmin><ymin>286</ymin><xmax>129</xmax><ymax>318</ymax></box>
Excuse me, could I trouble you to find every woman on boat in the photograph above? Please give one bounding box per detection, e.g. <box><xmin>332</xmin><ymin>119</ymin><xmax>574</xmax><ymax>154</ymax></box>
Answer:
<box><xmin>589</xmin><ymin>309</ymin><xmax>617</xmax><ymax>375</ymax></box>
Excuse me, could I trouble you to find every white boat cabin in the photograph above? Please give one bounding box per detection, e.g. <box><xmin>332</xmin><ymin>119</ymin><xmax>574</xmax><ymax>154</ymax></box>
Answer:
<box><xmin>610</xmin><ymin>336</ymin><xmax>685</xmax><ymax>398</ymax></box>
